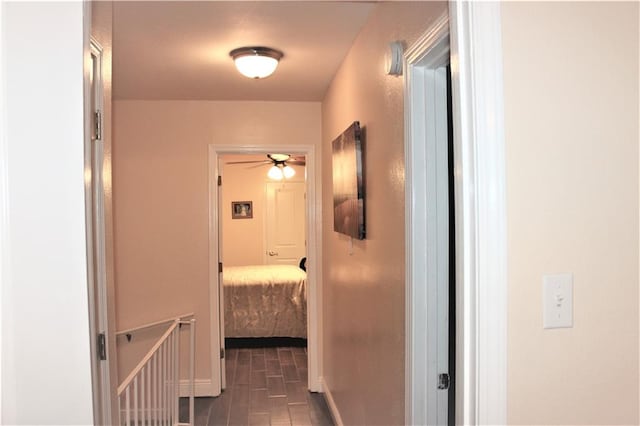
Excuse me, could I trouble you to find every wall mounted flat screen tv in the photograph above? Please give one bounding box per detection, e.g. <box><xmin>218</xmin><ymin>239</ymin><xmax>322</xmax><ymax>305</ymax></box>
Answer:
<box><xmin>332</xmin><ymin>121</ymin><xmax>365</xmax><ymax>240</ymax></box>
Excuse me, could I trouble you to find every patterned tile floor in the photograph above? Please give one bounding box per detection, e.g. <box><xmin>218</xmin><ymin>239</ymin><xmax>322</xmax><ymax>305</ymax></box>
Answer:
<box><xmin>180</xmin><ymin>346</ymin><xmax>334</xmax><ymax>426</ymax></box>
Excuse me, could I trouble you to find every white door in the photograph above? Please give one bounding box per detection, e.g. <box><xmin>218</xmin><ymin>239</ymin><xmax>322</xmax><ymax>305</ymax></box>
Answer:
<box><xmin>265</xmin><ymin>182</ymin><xmax>306</xmax><ymax>265</ymax></box>
<box><xmin>406</xmin><ymin>55</ymin><xmax>453</xmax><ymax>425</ymax></box>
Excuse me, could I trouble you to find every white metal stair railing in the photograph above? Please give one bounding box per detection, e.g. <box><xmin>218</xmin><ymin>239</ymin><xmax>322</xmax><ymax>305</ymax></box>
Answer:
<box><xmin>117</xmin><ymin>318</ymin><xmax>195</xmax><ymax>426</ymax></box>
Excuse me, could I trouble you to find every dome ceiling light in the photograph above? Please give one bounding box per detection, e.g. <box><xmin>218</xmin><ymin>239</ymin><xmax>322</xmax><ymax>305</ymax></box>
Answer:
<box><xmin>229</xmin><ymin>46</ymin><xmax>284</xmax><ymax>79</ymax></box>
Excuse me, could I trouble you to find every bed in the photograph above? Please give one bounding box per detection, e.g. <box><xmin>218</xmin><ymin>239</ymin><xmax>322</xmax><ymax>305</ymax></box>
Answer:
<box><xmin>223</xmin><ymin>264</ymin><xmax>307</xmax><ymax>338</ymax></box>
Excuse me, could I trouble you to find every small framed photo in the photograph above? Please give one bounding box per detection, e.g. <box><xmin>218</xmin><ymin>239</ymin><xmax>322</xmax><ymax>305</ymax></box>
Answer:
<box><xmin>231</xmin><ymin>201</ymin><xmax>253</xmax><ymax>219</ymax></box>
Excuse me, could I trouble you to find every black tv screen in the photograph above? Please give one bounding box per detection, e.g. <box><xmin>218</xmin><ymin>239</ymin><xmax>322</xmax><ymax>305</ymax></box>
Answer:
<box><xmin>332</xmin><ymin>121</ymin><xmax>365</xmax><ymax>240</ymax></box>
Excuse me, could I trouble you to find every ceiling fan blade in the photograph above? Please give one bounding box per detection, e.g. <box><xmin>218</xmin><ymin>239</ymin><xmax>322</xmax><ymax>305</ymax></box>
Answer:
<box><xmin>226</xmin><ymin>160</ymin><xmax>271</xmax><ymax>165</ymax></box>
<box><xmin>287</xmin><ymin>160</ymin><xmax>306</xmax><ymax>166</ymax></box>
<box><xmin>248</xmin><ymin>163</ymin><xmax>271</xmax><ymax>169</ymax></box>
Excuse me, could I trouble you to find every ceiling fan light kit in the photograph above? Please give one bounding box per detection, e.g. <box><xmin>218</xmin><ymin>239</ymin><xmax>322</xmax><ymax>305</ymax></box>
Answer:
<box><xmin>227</xmin><ymin>153</ymin><xmax>303</xmax><ymax>180</ymax></box>
<box><xmin>230</xmin><ymin>46</ymin><xmax>284</xmax><ymax>79</ymax></box>
<box><xmin>268</xmin><ymin>165</ymin><xmax>284</xmax><ymax>180</ymax></box>
<box><xmin>282</xmin><ymin>165</ymin><xmax>296</xmax><ymax>179</ymax></box>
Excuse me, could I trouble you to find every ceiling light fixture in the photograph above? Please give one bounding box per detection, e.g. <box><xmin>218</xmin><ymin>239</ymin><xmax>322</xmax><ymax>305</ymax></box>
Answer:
<box><xmin>230</xmin><ymin>46</ymin><xmax>284</xmax><ymax>79</ymax></box>
<box><xmin>267</xmin><ymin>165</ymin><xmax>284</xmax><ymax>180</ymax></box>
<box><xmin>282</xmin><ymin>165</ymin><xmax>296</xmax><ymax>179</ymax></box>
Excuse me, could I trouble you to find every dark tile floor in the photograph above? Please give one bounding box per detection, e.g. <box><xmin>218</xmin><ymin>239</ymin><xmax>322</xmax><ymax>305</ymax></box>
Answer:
<box><xmin>180</xmin><ymin>346</ymin><xmax>334</xmax><ymax>426</ymax></box>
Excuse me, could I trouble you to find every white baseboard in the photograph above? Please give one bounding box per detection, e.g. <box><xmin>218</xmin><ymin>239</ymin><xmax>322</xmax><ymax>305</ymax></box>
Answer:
<box><xmin>319</xmin><ymin>377</ymin><xmax>343</xmax><ymax>426</ymax></box>
<box><xmin>179</xmin><ymin>379</ymin><xmax>215</xmax><ymax>397</ymax></box>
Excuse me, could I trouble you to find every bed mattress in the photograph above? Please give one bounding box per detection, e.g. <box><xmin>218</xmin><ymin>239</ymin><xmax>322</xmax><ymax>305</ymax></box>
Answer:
<box><xmin>223</xmin><ymin>264</ymin><xmax>307</xmax><ymax>338</ymax></box>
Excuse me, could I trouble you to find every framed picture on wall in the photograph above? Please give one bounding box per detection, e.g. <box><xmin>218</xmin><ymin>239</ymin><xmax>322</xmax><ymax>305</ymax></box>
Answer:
<box><xmin>231</xmin><ymin>201</ymin><xmax>253</xmax><ymax>219</ymax></box>
<box><xmin>332</xmin><ymin>121</ymin><xmax>365</xmax><ymax>239</ymax></box>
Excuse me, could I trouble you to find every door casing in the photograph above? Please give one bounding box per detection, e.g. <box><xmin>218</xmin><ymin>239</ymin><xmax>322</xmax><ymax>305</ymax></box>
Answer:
<box><xmin>405</xmin><ymin>3</ymin><xmax>508</xmax><ymax>425</ymax></box>
<box><xmin>208</xmin><ymin>144</ymin><xmax>321</xmax><ymax>395</ymax></box>
<box><xmin>85</xmin><ymin>37</ymin><xmax>115</xmax><ymax>426</ymax></box>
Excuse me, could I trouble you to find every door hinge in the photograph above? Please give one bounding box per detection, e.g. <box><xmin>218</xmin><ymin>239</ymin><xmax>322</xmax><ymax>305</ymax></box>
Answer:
<box><xmin>437</xmin><ymin>373</ymin><xmax>450</xmax><ymax>390</ymax></box>
<box><xmin>218</xmin><ymin>175</ymin><xmax>222</xmax><ymax>186</ymax></box>
<box><xmin>94</xmin><ymin>110</ymin><xmax>102</xmax><ymax>141</ymax></box>
<box><xmin>220</xmin><ymin>348</ymin><xmax>225</xmax><ymax>359</ymax></box>
<box><xmin>219</xmin><ymin>262</ymin><xmax>223</xmax><ymax>273</ymax></box>
<box><xmin>97</xmin><ymin>332</ymin><xmax>107</xmax><ymax>361</ymax></box>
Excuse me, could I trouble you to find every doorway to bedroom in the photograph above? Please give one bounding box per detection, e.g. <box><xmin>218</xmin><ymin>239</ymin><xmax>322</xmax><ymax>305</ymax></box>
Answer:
<box><xmin>208</xmin><ymin>145</ymin><xmax>321</xmax><ymax>405</ymax></box>
<box><xmin>219</xmin><ymin>153</ymin><xmax>308</xmax><ymax>350</ymax></box>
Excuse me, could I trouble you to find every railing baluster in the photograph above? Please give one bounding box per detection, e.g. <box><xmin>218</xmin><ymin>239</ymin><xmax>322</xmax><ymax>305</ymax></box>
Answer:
<box><xmin>154</xmin><ymin>354</ymin><xmax>158</xmax><ymax>426</ymax></box>
<box><xmin>175</xmin><ymin>325</ymin><xmax>180</xmax><ymax>426</ymax></box>
<box><xmin>117</xmin><ymin>319</ymin><xmax>195</xmax><ymax>426</ymax></box>
<box><xmin>141</xmin><ymin>367</ymin><xmax>146</xmax><ymax>426</ymax></box>
<box><xmin>167</xmin><ymin>337</ymin><xmax>171</xmax><ymax>426</ymax></box>
<box><xmin>166</xmin><ymin>341</ymin><xmax>170</xmax><ymax>426</ymax></box>
<box><xmin>189</xmin><ymin>319</ymin><xmax>195</xmax><ymax>426</ymax></box>
<box><xmin>167</xmin><ymin>333</ymin><xmax>172</xmax><ymax>426</ymax></box>
<box><xmin>133</xmin><ymin>376</ymin><xmax>139</xmax><ymax>426</ymax></box>
<box><xmin>170</xmin><ymin>332</ymin><xmax>175</xmax><ymax>426</ymax></box>
<box><xmin>166</xmin><ymin>337</ymin><xmax>171</xmax><ymax>426</ymax></box>
<box><xmin>165</xmin><ymin>339</ymin><xmax>169</xmax><ymax>426</ymax></box>
<box><xmin>161</xmin><ymin>341</ymin><xmax>165</xmax><ymax>426</ymax></box>
<box><xmin>147</xmin><ymin>361</ymin><xmax>151</xmax><ymax>426</ymax></box>
<box><xmin>125</xmin><ymin>386</ymin><xmax>131</xmax><ymax>426</ymax></box>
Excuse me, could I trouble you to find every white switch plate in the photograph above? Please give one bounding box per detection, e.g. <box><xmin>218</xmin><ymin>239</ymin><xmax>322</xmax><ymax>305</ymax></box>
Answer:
<box><xmin>543</xmin><ymin>273</ymin><xmax>573</xmax><ymax>329</ymax></box>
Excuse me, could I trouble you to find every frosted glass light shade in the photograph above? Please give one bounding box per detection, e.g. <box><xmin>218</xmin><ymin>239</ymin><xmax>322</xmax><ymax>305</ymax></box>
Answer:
<box><xmin>234</xmin><ymin>55</ymin><xmax>278</xmax><ymax>79</ymax></box>
<box><xmin>268</xmin><ymin>165</ymin><xmax>284</xmax><ymax>180</ymax></box>
<box><xmin>230</xmin><ymin>47</ymin><xmax>283</xmax><ymax>79</ymax></box>
<box><xmin>283</xmin><ymin>165</ymin><xmax>296</xmax><ymax>179</ymax></box>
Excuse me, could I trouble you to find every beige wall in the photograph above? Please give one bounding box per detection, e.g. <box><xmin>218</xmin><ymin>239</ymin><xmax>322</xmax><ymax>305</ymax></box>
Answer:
<box><xmin>502</xmin><ymin>2</ymin><xmax>639</xmax><ymax>424</ymax></box>
<box><xmin>112</xmin><ymin>101</ymin><xmax>321</xmax><ymax>384</ymax></box>
<box><xmin>221</xmin><ymin>154</ymin><xmax>305</xmax><ymax>267</ymax></box>
<box><xmin>320</xmin><ymin>2</ymin><xmax>447</xmax><ymax>425</ymax></box>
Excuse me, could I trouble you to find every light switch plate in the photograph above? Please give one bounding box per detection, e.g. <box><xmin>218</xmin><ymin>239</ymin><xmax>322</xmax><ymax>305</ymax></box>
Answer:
<box><xmin>543</xmin><ymin>273</ymin><xmax>573</xmax><ymax>329</ymax></box>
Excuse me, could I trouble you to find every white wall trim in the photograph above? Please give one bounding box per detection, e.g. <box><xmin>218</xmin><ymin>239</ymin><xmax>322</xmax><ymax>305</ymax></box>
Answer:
<box><xmin>404</xmin><ymin>11</ymin><xmax>451</xmax><ymax>426</ymax></box>
<box><xmin>0</xmin><ymin>0</ymin><xmax>7</xmax><ymax>418</ymax></box>
<box><xmin>404</xmin><ymin>12</ymin><xmax>450</xmax><ymax>67</ymax></box>
<box><xmin>319</xmin><ymin>377</ymin><xmax>343</xmax><ymax>426</ymax></box>
<box><xmin>179</xmin><ymin>379</ymin><xmax>215</xmax><ymax>397</ymax></box>
<box><xmin>208</xmin><ymin>144</ymin><xmax>321</xmax><ymax>394</ymax></box>
<box><xmin>449</xmin><ymin>2</ymin><xmax>508</xmax><ymax>424</ymax></box>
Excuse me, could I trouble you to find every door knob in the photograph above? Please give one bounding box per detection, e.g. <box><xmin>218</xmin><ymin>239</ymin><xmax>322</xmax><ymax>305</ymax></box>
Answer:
<box><xmin>268</xmin><ymin>250</ymin><xmax>279</xmax><ymax>256</ymax></box>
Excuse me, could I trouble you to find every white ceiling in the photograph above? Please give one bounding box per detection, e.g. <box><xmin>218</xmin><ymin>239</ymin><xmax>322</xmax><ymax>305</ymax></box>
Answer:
<box><xmin>113</xmin><ymin>1</ymin><xmax>375</xmax><ymax>101</ymax></box>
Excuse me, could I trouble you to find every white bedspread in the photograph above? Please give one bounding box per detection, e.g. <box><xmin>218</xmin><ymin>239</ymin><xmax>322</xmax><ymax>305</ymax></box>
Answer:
<box><xmin>223</xmin><ymin>265</ymin><xmax>307</xmax><ymax>338</ymax></box>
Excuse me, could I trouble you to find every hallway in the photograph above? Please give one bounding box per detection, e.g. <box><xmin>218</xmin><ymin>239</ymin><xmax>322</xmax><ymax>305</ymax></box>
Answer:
<box><xmin>181</xmin><ymin>346</ymin><xmax>333</xmax><ymax>425</ymax></box>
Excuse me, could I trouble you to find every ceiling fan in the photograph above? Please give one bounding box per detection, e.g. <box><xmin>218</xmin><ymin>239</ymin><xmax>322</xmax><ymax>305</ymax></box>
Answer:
<box><xmin>226</xmin><ymin>153</ymin><xmax>306</xmax><ymax>180</ymax></box>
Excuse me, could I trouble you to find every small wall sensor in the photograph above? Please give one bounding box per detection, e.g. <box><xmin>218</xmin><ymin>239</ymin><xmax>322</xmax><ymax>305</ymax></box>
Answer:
<box><xmin>386</xmin><ymin>41</ymin><xmax>404</xmax><ymax>76</ymax></box>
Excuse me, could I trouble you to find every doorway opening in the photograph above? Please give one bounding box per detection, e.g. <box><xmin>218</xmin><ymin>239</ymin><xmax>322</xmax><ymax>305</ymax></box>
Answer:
<box><xmin>219</xmin><ymin>153</ymin><xmax>308</xmax><ymax>351</ymax></box>
<box><xmin>208</xmin><ymin>145</ymin><xmax>321</xmax><ymax>401</ymax></box>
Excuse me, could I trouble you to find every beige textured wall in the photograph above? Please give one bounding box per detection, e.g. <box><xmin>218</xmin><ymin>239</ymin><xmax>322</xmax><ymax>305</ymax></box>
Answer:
<box><xmin>502</xmin><ymin>2</ymin><xmax>639</xmax><ymax>424</ymax></box>
<box><xmin>320</xmin><ymin>2</ymin><xmax>447</xmax><ymax>425</ymax></box>
<box><xmin>113</xmin><ymin>101</ymin><xmax>321</xmax><ymax>384</ymax></box>
<box><xmin>221</xmin><ymin>154</ymin><xmax>305</xmax><ymax>267</ymax></box>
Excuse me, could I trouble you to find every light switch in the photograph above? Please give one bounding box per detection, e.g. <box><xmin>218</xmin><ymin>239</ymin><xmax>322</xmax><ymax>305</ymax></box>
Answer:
<box><xmin>543</xmin><ymin>273</ymin><xmax>573</xmax><ymax>329</ymax></box>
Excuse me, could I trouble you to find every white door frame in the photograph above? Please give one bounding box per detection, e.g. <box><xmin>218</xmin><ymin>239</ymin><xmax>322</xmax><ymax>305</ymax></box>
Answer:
<box><xmin>0</xmin><ymin>0</ymin><xmax>6</xmax><ymax>417</ymax></box>
<box><xmin>84</xmin><ymin>33</ymin><xmax>114</xmax><ymax>425</ymax></box>
<box><xmin>404</xmin><ymin>13</ymin><xmax>452</xmax><ymax>425</ymax></box>
<box><xmin>405</xmin><ymin>3</ymin><xmax>507</xmax><ymax>425</ymax></box>
<box><xmin>208</xmin><ymin>144</ymin><xmax>321</xmax><ymax>395</ymax></box>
